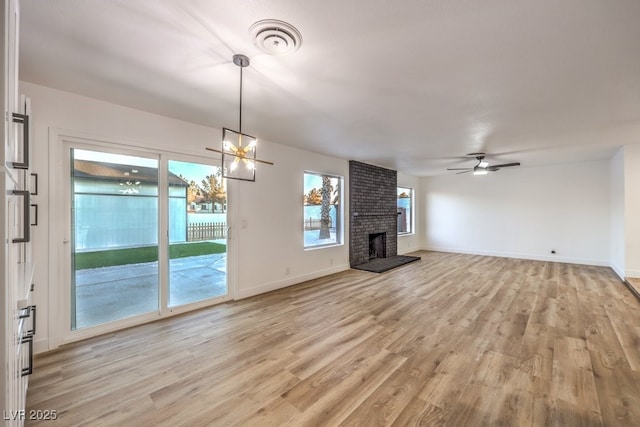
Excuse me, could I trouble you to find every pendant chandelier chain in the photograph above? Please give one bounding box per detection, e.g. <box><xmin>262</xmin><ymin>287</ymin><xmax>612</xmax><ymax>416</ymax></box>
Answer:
<box><xmin>238</xmin><ymin>64</ymin><xmax>243</xmax><ymax>135</ymax></box>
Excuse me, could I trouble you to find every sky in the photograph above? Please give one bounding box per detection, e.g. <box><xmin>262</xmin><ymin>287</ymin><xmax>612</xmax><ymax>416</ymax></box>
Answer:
<box><xmin>304</xmin><ymin>173</ymin><xmax>341</xmax><ymax>193</ymax></box>
<box><xmin>169</xmin><ymin>160</ymin><xmax>219</xmax><ymax>184</ymax></box>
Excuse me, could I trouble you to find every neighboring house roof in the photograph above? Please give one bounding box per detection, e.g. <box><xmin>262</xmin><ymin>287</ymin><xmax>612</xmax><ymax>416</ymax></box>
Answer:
<box><xmin>74</xmin><ymin>159</ymin><xmax>188</xmax><ymax>187</ymax></box>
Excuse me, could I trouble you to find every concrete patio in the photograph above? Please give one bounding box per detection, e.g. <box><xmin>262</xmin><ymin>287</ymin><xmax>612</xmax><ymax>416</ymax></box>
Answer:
<box><xmin>74</xmin><ymin>253</ymin><xmax>227</xmax><ymax>329</ymax></box>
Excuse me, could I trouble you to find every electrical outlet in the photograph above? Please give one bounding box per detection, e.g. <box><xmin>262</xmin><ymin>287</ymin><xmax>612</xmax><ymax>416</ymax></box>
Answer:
<box><xmin>285</xmin><ymin>267</ymin><xmax>290</xmax><ymax>275</ymax></box>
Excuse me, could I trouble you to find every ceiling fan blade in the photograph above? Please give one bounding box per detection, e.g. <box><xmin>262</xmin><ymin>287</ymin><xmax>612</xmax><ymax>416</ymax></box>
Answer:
<box><xmin>447</xmin><ymin>154</ymin><xmax>520</xmax><ymax>174</ymax></box>
<box><xmin>489</xmin><ymin>162</ymin><xmax>520</xmax><ymax>169</ymax></box>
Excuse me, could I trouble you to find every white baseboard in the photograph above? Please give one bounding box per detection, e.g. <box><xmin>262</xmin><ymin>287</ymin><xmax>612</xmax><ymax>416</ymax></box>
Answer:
<box><xmin>34</xmin><ymin>337</ymin><xmax>50</xmax><ymax>355</ymax></box>
<box><xmin>398</xmin><ymin>246</ymin><xmax>421</xmax><ymax>255</ymax></box>
<box><xmin>625</xmin><ymin>269</ymin><xmax>640</xmax><ymax>279</ymax></box>
<box><xmin>610</xmin><ymin>263</ymin><xmax>626</xmax><ymax>281</ymax></box>
<box><xmin>421</xmin><ymin>246</ymin><xmax>610</xmax><ymax>267</ymax></box>
<box><xmin>236</xmin><ymin>263</ymin><xmax>350</xmax><ymax>300</ymax></box>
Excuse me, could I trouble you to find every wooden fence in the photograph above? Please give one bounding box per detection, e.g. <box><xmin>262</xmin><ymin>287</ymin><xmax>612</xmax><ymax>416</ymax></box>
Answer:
<box><xmin>187</xmin><ymin>219</ymin><xmax>332</xmax><ymax>239</ymax></box>
<box><xmin>187</xmin><ymin>222</ymin><xmax>227</xmax><ymax>241</ymax></box>
<box><xmin>304</xmin><ymin>217</ymin><xmax>333</xmax><ymax>231</ymax></box>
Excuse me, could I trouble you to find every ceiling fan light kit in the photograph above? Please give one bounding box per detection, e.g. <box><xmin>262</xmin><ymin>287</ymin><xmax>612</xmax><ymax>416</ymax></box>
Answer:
<box><xmin>447</xmin><ymin>153</ymin><xmax>521</xmax><ymax>176</ymax></box>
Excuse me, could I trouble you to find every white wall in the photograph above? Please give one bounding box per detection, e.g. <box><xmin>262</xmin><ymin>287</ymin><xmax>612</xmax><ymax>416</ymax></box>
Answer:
<box><xmin>21</xmin><ymin>81</ymin><xmax>349</xmax><ymax>352</ymax></box>
<box><xmin>421</xmin><ymin>161</ymin><xmax>611</xmax><ymax>266</ymax></box>
<box><xmin>610</xmin><ymin>147</ymin><xmax>625</xmax><ymax>278</ymax></box>
<box><xmin>624</xmin><ymin>143</ymin><xmax>640</xmax><ymax>277</ymax></box>
<box><xmin>234</xmin><ymin>140</ymin><xmax>349</xmax><ymax>298</ymax></box>
<box><xmin>397</xmin><ymin>171</ymin><xmax>421</xmax><ymax>254</ymax></box>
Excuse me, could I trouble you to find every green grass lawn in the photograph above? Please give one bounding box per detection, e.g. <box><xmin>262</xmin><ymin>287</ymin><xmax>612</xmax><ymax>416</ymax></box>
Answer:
<box><xmin>74</xmin><ymin>242</ymin><xmax>226</xmax><ymax>270</ymax></box>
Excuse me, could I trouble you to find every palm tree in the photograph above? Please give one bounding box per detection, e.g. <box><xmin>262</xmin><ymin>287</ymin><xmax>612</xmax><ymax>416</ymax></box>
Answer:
<box><xmin>304</xmin><ymin>188</ymin><xmax>322</xmax><ymax>205</ymax></box>
<box><xmin>319</xmin><ymin>176</ymin><xmax>333</xmax><ymax>238</ymax></box>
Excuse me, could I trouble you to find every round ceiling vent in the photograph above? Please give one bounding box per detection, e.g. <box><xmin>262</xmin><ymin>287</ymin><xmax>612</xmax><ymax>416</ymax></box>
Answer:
<box><xmin>249</xmin><ymin>19</ymin><xmax>302</xmax><ymax>56</ymax></box>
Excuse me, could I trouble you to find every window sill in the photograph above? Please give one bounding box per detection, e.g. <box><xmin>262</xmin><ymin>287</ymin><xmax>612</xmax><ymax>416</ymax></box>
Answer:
<box><xmin>304</xmin><ymin>242</ymin><xmax>344</xmax><ymax>251</ymax></box>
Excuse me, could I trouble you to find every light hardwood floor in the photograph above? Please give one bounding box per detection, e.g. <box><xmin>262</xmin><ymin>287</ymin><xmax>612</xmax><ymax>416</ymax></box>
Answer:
<box><xmin>26</xmin><ymin>251</ymin><xmax>640</xmax><ymax>426</ymax></box>
<box><xmin>627</xmin><ymin>277</ymin><xmax>640</xmax><ymax>296</ymax></box>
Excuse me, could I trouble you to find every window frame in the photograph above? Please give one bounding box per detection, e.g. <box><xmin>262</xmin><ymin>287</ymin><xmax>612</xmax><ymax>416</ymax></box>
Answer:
<box><xmin>303</xmin><ymin>171</ymin><xmax>344</xmax><ymax>250</ymax></box>
<box><xmin>397</xmin><ymin>186</ymin><xmax>414</xmax><ymax>236</ymax></box>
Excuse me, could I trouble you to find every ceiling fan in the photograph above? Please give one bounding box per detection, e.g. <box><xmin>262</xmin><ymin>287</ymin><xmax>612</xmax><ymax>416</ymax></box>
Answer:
<box><xmin>447</xmin><ymin>153</ymin><xmax>520</xmax><ymax>175</ymax></box>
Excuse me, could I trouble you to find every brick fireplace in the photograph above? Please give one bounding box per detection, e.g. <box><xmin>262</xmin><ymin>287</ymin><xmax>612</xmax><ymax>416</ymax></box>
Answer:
<box><xmin>349</xmin><ymin>161</ymin><xmax>397</xmax><ymax>267</ymax></box>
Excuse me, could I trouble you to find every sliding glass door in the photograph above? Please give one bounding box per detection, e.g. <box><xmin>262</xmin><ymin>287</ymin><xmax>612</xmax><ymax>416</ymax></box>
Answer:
<box><xmin>69</xmin><ymin>146</ymin><xmax>228</xmax><ymax>331</ymax></box>
<box><xmin>71</xmin><ymin>149</ymin><xmax>159</xmax><ymax>329</ymax></box>
<box><xmin>168</xmin><ymin>160</ymin><xmax>227</xmax><ymax>307</ymax></box>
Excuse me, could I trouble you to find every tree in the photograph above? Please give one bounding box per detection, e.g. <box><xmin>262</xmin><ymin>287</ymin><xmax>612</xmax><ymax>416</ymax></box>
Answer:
<box><xmin>187</xmin><ymin>180</ymin><xmax>200</xmax><ymax>205</ymax></box>
<box><xmin>304</xmin><ymin>188</ymin><xmax>322</xmax><ymax>205</ymax></box>
<box><xmin>319</xmin><ymin>176</ymin><xmax>333</xmax><ymax>239</ymax></box>
<box><xmin>201</xmin><ymin>172</ymin><xmax>226</xmax><ymax>211</ymax></box>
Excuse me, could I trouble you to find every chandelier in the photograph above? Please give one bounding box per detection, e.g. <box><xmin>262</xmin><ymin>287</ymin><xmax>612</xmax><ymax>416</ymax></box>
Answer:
<box><xmin>206</xmin><ymin>54</ymin><xmax>273</xmax><ymax>181</ymax></box>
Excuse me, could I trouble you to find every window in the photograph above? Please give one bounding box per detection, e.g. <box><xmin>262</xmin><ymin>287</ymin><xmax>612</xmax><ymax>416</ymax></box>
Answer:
<box><xmin>304</xmin><ymin>172</ymin><xmax>343</xmax><ymax>248</ymax></box>
<box><xmin>397</xmin><ymin>186</ymin><xmax>413</xmax><ymax>234</ymax></box>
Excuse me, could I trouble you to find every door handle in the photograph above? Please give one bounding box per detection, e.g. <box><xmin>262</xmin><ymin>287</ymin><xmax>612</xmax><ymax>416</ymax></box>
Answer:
<box><xmin>30</xmin><ymin>172</ymin><xmax>38</xmax><ymax>195</ymax></box>
<box><xmin>20</xmin><ymin>335</ymin><xmax>33</xmax><ymax>377</ymax></box>
<box><xmin>31</xmin><ymin>203</ymin><xmax>38</xmax><ymax>226</ymax></box>
<box><xmin>11</xmin><ymin>190</ymin><xmax>31</xmax><ymax>243</ymax></box>
<box><xmin>19</xmin><ymin>305</ymin><xmax>36</xmax><ymax>337</ymax></box>
<box><xmin>10</xmin><ymin>113</ymin><xmax>29</xmax><ymax>169</ymax></box>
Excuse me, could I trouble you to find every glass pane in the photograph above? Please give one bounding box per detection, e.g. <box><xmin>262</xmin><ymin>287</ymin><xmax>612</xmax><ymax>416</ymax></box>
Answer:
<box><xmin>304</xmin><ymin>172</ymin><xmax>341</xmax><ymax>248</ymax></box>
<box><xmin>168</xmin><ymin>160</ymin><xmax>227</xmax><ymax>307</ymax></box>
<box><xmin>72</xmin><ymin>149</ymin><xmax>159</xmax><ymax>329</ymax></box>
<box><xmin>397</xmin><ymin>187</ymin><xmax>412</xmax><ymax>234</ymax></box>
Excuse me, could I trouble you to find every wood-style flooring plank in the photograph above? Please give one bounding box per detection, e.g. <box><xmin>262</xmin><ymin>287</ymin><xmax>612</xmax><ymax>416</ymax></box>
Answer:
<box><xmin>25</xmin><ymin>251</ymin><xmax>640</xmax><ymax>426</ymax></box>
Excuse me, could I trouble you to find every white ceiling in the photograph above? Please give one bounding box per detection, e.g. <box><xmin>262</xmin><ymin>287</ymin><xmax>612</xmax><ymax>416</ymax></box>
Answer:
<box><xmin>19</xmin><ymin>0</ymin><xmax>640</xmax><ymax>175</ymax></box>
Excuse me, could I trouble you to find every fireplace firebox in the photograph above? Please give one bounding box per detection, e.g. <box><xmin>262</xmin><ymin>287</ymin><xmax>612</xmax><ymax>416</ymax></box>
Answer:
<box><xmin>369</xmin><ymin>232</ymin><xmax>387</xmax><ymax>259</ymax></box>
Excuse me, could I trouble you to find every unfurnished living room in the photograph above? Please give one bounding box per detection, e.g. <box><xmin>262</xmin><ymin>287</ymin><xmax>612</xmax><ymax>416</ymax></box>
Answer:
<box><xmin>2</xmin><ymin>1</ymin><xmax>640</xmax><ymax>426</ymax></box>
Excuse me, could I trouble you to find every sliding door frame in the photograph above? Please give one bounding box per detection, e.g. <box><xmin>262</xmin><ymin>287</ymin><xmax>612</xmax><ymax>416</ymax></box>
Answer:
<box><xmin>48</xmin><ymin>129</ymin><xmax>237</xmax><ymax>349</ymax></box>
